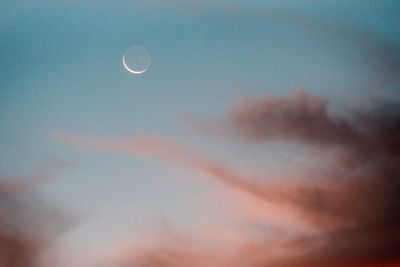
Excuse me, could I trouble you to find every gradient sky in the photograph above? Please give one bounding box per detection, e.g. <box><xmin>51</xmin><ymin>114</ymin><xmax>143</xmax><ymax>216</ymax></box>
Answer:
<box><xmin>1</xmin><ymin>1</ymin><xmax>400</xmax><ymax>266</ymax></box>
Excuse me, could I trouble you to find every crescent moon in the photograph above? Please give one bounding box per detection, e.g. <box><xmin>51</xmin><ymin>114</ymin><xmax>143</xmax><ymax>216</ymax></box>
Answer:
<box><xmin>122</xmin><ymin>55</ymin><xmax>147</xmax><ymax>74</ymax></box>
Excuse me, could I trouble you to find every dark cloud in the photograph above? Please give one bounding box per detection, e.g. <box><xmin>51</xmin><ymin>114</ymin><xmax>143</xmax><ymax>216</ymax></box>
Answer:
<box><xmin>224</xmin><ymin>91</ymin><xmax>400</xmax><ymax>266</ymax></box>
<box><xmin>0</xmin><ymin>178</ymin><xmax>71</xmax><ymax>267</ymax></box>
<box><xmin>229</xmin><ymin>90</ymin><xmax>358</xmax><ymax>145</ymax></box>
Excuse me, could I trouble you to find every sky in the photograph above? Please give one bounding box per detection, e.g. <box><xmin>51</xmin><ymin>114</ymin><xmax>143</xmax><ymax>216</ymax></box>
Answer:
<box><xmin>1</xmin><ymin>0</ymin><xmax>400</xmax><ymax>266</ymax></box>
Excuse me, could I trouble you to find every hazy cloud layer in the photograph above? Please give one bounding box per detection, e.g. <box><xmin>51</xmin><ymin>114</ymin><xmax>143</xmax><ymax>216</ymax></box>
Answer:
<box><xmin>152</xmin><ymin>1</ymin><xmax>400</xmax><ymax>92</ymax></box>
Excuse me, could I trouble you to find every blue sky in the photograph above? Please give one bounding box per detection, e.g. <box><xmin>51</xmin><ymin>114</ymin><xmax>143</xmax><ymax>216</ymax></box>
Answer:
<box><xmin>1</xmin><ymin>1</ymin><xmax>400</xmax><ymax>266</ymax></box>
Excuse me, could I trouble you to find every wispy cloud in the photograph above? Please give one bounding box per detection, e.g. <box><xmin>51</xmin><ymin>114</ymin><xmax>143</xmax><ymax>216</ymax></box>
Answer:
<box><xmin>58</xmin><ymin>90</ymin><xmax>400</xmax><ymax>266</ymax></box>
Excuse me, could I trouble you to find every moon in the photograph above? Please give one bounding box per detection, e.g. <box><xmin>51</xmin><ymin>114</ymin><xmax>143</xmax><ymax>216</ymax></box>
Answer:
<box><xmin>122</xmin><ymin>45</ymin><xmax>151</xmax><ymax>75</ymax></box>
<box><xmin>122</xmin><ymin>56</ymin><xmax>147</xmax><ymax>74</ymax></box>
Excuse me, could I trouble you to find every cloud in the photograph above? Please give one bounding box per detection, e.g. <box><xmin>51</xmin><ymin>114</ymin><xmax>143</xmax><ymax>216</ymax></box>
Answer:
<box><xmin>59</xmin><ymin>90</ymin><xmax>400</xmax><ymax>266</ymax></box>
<box><xmin>228</xmin><ymin>90</ymin><xmax>357</xmax><ymax>145</ymax></box>
<box><xmin>223</xmin><ymin>91</ymin><xmax>400</xmax><ymax>266</ymax></box>
<box><xmin>0</xmin><ymin>174</ymin><xmax>72</xmax><ymax>267</ymax></box>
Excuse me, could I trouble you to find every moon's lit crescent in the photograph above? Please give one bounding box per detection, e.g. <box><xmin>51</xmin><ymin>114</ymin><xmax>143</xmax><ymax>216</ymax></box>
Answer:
<box><xmin>122</xmin><ymin>55</ymin><xmax>147</xmax><ymax>74</ymax></box>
